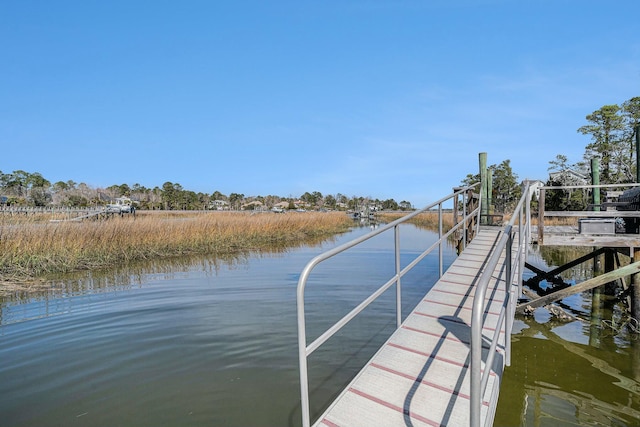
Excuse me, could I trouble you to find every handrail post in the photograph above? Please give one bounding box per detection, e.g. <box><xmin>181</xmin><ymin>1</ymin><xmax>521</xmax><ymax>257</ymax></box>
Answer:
<box><xmin>470</xmin><ymin>286</ymin><xmax>483</xmax><ymax>427</ymax></box>
<box><xmin>519</xmin><ymin>207</ymin><xmax>525</xmax><ymax>295</ymax></box>
<box><xmin>395</xmin><ymin>224</ymin><xmax>402</xmax><ymax>328</ymax></box>
<box><xmin>297</xmin><ymin>280</ymin><xmax>311</xmax><ymax>427</ymax></box>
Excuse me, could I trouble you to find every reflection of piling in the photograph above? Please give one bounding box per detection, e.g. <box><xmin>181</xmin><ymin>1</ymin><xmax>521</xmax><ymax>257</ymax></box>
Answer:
<box><xmin>590</xmin><ymin>249</ymin><xmax>603</xmax><ymax>347</ymax></box>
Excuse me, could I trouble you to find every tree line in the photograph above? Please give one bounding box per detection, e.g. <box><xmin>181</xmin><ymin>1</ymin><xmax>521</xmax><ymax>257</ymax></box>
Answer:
<box><xmin>459</xmin><ymin>96</ymin><xmax>640</xmax><ymax>213</ymax></box>
<box><xmin>545</xmin><ymin>96</ymin><xmax>640</xmax><ymax>211</ymax></box>
<box><xmin>0</xmin><ymin>172</ymin><xmax>413</xmax><ymax>212</ymax></box>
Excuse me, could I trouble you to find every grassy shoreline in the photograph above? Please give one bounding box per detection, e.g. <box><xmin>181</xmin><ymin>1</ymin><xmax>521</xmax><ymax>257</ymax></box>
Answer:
<box><xmin>0</xmin><ymin>211</ymin><xmax>353</xmax><ymax>282</ymax></box>
<box><xmin>378</xmin><ymin>211</ymin><xmax>455</xmax><ymax>230</ymax></box>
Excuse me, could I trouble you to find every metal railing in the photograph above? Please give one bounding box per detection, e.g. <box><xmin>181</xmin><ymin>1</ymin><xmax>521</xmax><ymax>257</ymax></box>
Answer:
<box><xmin>469</xmin><ymin>184</ymin><xmax>530</xmax><ymax>427</ymax></box>
<box><xmin>296</xmin><ymin>183</ymin><xmax>481</xmax><ymax>427</ymax></box>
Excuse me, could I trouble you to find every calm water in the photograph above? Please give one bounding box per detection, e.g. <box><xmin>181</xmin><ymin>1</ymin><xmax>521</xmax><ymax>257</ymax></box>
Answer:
<box><xmin>494</xmin><ymin>247</ymin><xmax>640</xmax><ymax>426</ymax></box>
<box><xmin>1</xmin><ymin>224</ymin><xmax>639</xmax><ymax>426</ymax></box>
<box><xmin>0</xmin><ymin>224</ymin><xmax>453</xmax><ymax>427</ymax></box>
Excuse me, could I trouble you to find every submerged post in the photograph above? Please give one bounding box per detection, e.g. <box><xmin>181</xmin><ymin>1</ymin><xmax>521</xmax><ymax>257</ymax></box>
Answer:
<box><xmin>479</xmin><ymin>152</ymin><xmax>488</xmax><ymax>225</ymax></box>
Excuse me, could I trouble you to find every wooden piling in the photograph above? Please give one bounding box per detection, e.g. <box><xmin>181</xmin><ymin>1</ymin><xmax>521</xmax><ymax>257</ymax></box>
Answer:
<box><xmin>479</xmin><ymin>152</ymin><xmax>488</xmax><ymax>225</ymax></box>
<box><xmin>591</xmin><ymin>158</ymin><xmax>600</xmax><ymax>211</ymax></box>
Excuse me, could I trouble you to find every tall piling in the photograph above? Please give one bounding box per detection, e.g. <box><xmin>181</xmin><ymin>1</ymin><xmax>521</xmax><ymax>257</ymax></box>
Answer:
<box><xmin>591</xmin><ymin>158</ymin><xmax>600</xmax><ymax>211</ymax></box>
<box><xmin>479</xmin><ymin>152</ymin><xmax>488</xmax><ymax>225</ymax></box>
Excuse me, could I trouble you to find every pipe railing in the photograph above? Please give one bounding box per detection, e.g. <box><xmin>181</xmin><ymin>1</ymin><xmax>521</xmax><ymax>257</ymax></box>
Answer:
<box><xmin>469</xmin><ymin>184</ymin><xmax>530</xmax><ymax>427</ymax></box>
<box><xmin>297</xmin><ymin>183</ymin><xmax>481</xmax><ymax>427</ymax></box>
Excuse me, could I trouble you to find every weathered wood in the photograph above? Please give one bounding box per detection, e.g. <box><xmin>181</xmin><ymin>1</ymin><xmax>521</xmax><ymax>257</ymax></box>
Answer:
<box><xmin>521</xmin><ymin>288</ymin><xmax>577</xmax><ymax>321</ymax></box>
<box><xmin>480</xmin><ymin>152</ymin><xmax>488</xmax><ymax>225</ymax></box>
<box><xmin>540</xmin><ymin>234</ymin><xmax>640</xmax><ymax>247</ymax></box>
<box><xmin>591</xmin><ymin>158</ymin><xmax>600</xmax><ymax>211</ymax></box>
<box><xmin>543</xmin><ymin>211</ymin><xmax>640</xmax><ymax>217</ymax></box>
<box><xmin>525</xmin><ymin>248</ymin><xmax>607</xmax><ymax>285</ymax></box>
<box><xmin>517</xmin><ymin>261</ymin><xmax>640</xmax><ymax>313</ymax></box>
<box><xmin>525</xmin><ymin>262</ymin><xmax>547</xmax><ymax>276</ymax></box>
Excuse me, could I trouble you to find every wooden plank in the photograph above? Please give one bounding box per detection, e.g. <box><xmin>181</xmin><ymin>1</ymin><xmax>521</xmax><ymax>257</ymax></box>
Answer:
<box><xmin>544</xmin><ymin>211</ymin><xmax>640</xmax><ymax>217</ymax></box>
<box><xmin>517</xmin><ymin>260</ymin><xmax>640</xmax><ymax>313</ymax></box>
<box><xmin>541</xmin><ymin>234</ymin><xmax>640</xmax><ymax>247</ymax></box>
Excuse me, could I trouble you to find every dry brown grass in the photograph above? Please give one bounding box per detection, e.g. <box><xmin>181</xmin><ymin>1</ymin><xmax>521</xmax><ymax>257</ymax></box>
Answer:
<box><xmin>0</xmin><ymin>211</ymin><xmax>352</xmax><ymax>280</ymax></box>
<box><xmin>378</xmin><ymin>211</ymin><xmax>455</xmax><ymax>231</ymax></box>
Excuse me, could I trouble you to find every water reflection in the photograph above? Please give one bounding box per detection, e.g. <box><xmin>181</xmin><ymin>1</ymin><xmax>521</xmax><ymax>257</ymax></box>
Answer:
<box><xmin>496</xmin><ymin>318</ymin><xmax>640</xmax><ymax>426</ymax></box>
<box><xmin>495</xmin><ymin>244</ymin><xmax>640</xmax><ymax>426</ymax></box>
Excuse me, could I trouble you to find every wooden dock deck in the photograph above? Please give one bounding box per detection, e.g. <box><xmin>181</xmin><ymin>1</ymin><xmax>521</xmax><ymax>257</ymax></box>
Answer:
<box><xmin>313</xmin><ymin>227</ymin><xmax>514</xmax><ymax>427</ymax></box>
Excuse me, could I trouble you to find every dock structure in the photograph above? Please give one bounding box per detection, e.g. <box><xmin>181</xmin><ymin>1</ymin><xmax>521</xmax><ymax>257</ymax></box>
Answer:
<box><xmin>312</xmin><ymin>227</ymin><xmax>517</xmax><ymax>427</ymax></box>
<box><xmin>297</xmin><ymin>169</ymin><xmax>530</xmax><ymax>427</ymax></box>
<box><xmin>298</xmin><ymin>153</ymin><xmax>640</xmax><ymax>426</ymax></box>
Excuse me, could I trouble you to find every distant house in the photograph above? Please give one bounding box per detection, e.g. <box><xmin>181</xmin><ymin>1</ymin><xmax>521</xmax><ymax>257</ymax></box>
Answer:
<box><xmin>549</xmin><ymin>169</ymin><xmax>589</xmax><ymax>186</ymax></box>
<box><xmin>241</xmin><ymin>200</ymin><xmax>264</xmax><ymax>210</ymax></box>
<box><xmin>209</xmin><ymin>200</ymin><xmax>229</xmax><ymax>210</ymax></box>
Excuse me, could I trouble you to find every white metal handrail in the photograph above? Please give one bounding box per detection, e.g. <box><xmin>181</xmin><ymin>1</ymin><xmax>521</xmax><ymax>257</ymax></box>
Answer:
<box><xmin>469</xmin><ymin>184</ymin><xmax>530</xmax><ymax>427</ymax></box>
<box><xmin>296</xmin><ymin>183</ymin><xmax>481</xmax><ymax>427</ymax></box>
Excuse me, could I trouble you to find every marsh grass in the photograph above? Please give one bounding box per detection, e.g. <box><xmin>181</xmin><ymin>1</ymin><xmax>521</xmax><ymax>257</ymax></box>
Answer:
<box><xmin>0</xmin><ymin>211</ymin><xmax>352</xmax><ymax>281</ymax></box>
<box><xmin>378</xmin><ymin>211</ymin><xmax>455</xmax><ymax>231</ymax></box>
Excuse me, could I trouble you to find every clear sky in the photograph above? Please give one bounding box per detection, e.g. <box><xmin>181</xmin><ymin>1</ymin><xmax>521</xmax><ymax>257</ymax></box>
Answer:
<box><xmin>1</xmin><ymin>1</ymin><xmax>639</xmax><ymax>207</ymax></box>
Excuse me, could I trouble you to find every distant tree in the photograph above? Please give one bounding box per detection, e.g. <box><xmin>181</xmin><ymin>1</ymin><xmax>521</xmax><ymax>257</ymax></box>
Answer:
<box><xmin>548</xmin><ymin>154</ymin><xmax>570</xmax><ymax>173</ymax></box>
<box><xmin>492</xmin><ymin>160</ymin><xmax>521</xmax><ymax>212</ymax></box>
<box><xmin>399</xmin><ymin>200</ymin><xmax>412</xmax><ymax>211</ymax></box>
<box><xmin>162</xmin><ymin>182</ymin><xmax>177</xmax><ymax>209</ymax></box>
<box><xmin>312</xmin><ymin>191</ymin><xmax>323</xmax><ymax>208</ymax></box>
<box><xmin>382</xmin><ymin>198</ymin><xmax>398</xmax><ymax>210</ymax></box>
<box><xmin>228</xmin><ymin>193</ymin><xmax>244</xmax><ymax>210</ymax></box>
<box><xmin>211</xmin><ymin>190</ymin><xmax>226</xmax><ymax>201</ymax></box>
<box><xmin>622</xmin><ymin>97</ymin><xmax>640</xmax><ymax>179</ymax></box>
<box><xmin>323</xmin><ymin>194</ymin><xmax>336</xmax><ymax>209</ymax></box>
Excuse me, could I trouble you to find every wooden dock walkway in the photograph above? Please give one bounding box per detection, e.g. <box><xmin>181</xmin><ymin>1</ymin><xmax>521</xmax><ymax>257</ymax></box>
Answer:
<box><xmin>313</xmin><ymin>227</ymin><xmax>514</xmax><ymax>427</ymax></box>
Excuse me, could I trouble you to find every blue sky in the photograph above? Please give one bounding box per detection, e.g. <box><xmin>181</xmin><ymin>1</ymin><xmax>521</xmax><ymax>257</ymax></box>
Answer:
<box><xmin>1</xmin><ymin>1</ymin><xmax>639</xmax><ymax>207</ymax></box>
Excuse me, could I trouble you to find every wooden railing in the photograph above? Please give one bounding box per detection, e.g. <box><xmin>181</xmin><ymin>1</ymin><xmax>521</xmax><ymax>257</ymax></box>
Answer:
<box><xmin>537</xmin><ymin>183</ymin><xmax>640</xmax><ymax>244</ymax></box>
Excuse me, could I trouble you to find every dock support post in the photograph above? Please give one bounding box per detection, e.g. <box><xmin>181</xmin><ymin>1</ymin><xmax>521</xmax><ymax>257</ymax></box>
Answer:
<box><xmin>479</xmin><ymin>152</ymin><xmax>488</xmax><ymax>225</ymax></box>
<box><xmin>487</xmin><ymin>167</ymin><xmax>493</xmax><ymax>222</ymax></box>
<box><xmin>591</xmin><ymin>158</ymin><xmax>600</xmax><ymax>211</ymax></box>
<box><xmin>537</xmin><ymin>188</ymin><xmax>545</xmax><ymax>244</ymax></box>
